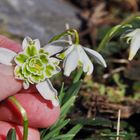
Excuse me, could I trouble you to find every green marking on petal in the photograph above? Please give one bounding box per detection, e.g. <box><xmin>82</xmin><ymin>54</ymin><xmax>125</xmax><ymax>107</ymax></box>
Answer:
<box><xmin>22</xmin><ymin>63</ymin><xmax>31</xmax><ymax>78</ymax></box>
<box><xmin>28</xmin><ymin>57</ymin><xmax>44</xmax><ymax>74</ymax></box>
<box><xmin>46</xmin><ymin>64</ymin><xmax>55</xmax><ymax>71</ymax></box>
<box><xmin>14</xmin><ymin>66</ymin><xmax>24</xmax><ymax>80</ymax></box>
<box><xmin>45</xmin><ymin>68</ymin><xmax>52</xmax><ymax>77</ymax></box>
<box><xmin>27</xmin><ymin>65</ymin><xmax>38</xmax><ymax>75</ymax></box>
<box><xmin>57</xmin><ymin>52</ymin><xmax>65</xmax><ymax>59</ymax></box>
<box><xmin>78</xmin><ymin>60</ymin><xmax>83</xmax><ymax>66</ymax></box>
<box><xmin>40</xmin><ymin>54</ymin><xmax>48</xmax><ymax>64</ymax></box>
<box><xmin>15</xmin><ymin>53</ymin><xmax>28</xmax><ymax>65</ymax></box>
<box><xmin>30</xmin><ymin>73</ymin><xmax>45</xmax><ymax>83</ymax></box>
<box><xmin>25</xmin><ymin>45</ymin><xmax>38</xmax><ymax>56</ymax></box>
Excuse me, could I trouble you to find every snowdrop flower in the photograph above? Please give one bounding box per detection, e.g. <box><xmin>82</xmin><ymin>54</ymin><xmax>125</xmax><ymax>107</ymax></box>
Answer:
<box><xmin>125</xmin><ymin>29</ymin><xmax>140</xmax><ymax>60</ymax></box>
<box><xmin>60</xmin><ymin>44</ymin><xmax>107</xmax><ymax>76</ymax></box>
<box><xmin>0</xmin><ymin>37</ymin><xmax>67</xmax><ymax>107</ymax></box>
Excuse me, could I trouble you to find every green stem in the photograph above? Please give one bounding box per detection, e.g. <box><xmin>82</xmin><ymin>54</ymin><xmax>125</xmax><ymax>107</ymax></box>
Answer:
<box><xmin>73</xmin><ymin>67</ymin><xmax>83</xmax><ymax>83</ymax></box>
<box><xmin>97</xmin><ymin>13</ymin><xmax>140</xmax><ymax>52</ymax></box>
<box><xmin>8</xmin><ymin>96</ymin><xmax>28</xmax><ymax>140</ymax></box>
<box><xmin>69</xmin><ymin>29</ymin><xmax>79</xmax><ymax>45</ymax></box>
<box><xmin>97</xmin><ymin>25</ymin><xmax>122</xmax><ymax>52</ymax></box>
<box><xmin>48</xmin><ymin>31</ymin><xmax>72</xmax><ymax>43</ymax></box>
<box><xmin>48</xmin><ymin>29</ymin><xmax>79</xmax><ymax>45</ymax></box>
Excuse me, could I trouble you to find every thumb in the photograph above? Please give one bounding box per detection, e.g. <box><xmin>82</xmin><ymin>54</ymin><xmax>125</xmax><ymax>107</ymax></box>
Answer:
<box><xmin>0</xmin><ymin>36</ymin><xmax>22</xmax><ymax>101</ymax></box>
<box><xmin>0</xmin><ymin>35</ymin><xmax>22</xmax><ymax>53</ymax></box>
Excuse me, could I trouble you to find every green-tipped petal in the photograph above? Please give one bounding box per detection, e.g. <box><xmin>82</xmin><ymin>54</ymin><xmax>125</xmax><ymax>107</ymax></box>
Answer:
<box><xmin>14</xmin><ymin>53</ymin><xmax>28</xmax><ymax>65</ymax></box>
<box><xmin>14</xmin><ymin>66</ymin><xmax>24</xmax><ymax>80</ymax></box>
<box><xmin>63</xmin><ymin>47</ymin><xmax>78</xmax><ymax>76</ymax></box>
<box><xmin>40</xmin><ymin>54</ymin><xmax>48</xmax><ymax>64</ymax></box>
<box><xmin>78</xmin><ymin>46</ymin><xmax>94</xmax><ymax>75</ymax></box>
<box><xmin>30</xmin><ymin>73</ymin><xmax>45</xmax><ymax>83</ymax></box>
<box><xmin>22</xmin><ymin>63</ymin><xmax>31</xmax><ymax>78</ymax></box>
<box><xmin>24</xmin><ymin>45</ymin><xmax>38</xmax><ymax>56</ymax></box>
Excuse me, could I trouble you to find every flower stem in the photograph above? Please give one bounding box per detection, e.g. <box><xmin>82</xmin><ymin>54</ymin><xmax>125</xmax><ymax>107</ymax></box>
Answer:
<box><xmin>48</xmin><ymin>29</ymin><xmax>79</xmax><ymax>45</ymax></box>
<box><xmin>48</xmin><ymin>31</ymin><xmax>73</xmax><ymax>43</ymax></box>
<box><xmin>68</xmin><ymin>29</ymin><xmax>79</xmax><ymax>45</ymax></box>
<box><xmin>8</xmin><ymin>96</ymin><xmax>28</xmax><ymax>140</ymax></box>
<box><xmin>97</xmin><ymin>14</ymin><xmax>140</xmax><ymax>52</ymax></box>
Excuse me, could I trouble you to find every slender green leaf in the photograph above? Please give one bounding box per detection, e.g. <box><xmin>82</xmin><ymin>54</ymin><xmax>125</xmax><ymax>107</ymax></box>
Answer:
<box><xmin>59</xmin><ymin>82</ymin><xmax>65</xmax><ymax>105</ymax></box>
<box><xmin>61</xmin><ymin>96</ymin><xmax>76</xmax><ymax>118</ymax></box>
<box><xmin>50</xmin><ymin>134</ymin><xmax>75</xmax><ymax>140</ymax></box>
<box><xmin>6</xmin><ymin>129</ymin><xmax>17</xmax><ymax>140</ymax></box>
<box><xmin>71</xmin><ymin>118</ymin><xmax>112</xmax><ymax>127</ymax></box>
<box><xmin>48</xmin><ymin>32</ymin><xmax>72</xmax><ymax>43</ymax></box>
<box><xmin>63</xmin><ymin>124</ymin><xmax>83</xmax><ymax>140</ymax></box>
<box><xmin>40</xmin><ymin>129</ymin><xmax>48</xmax><ymax>139</ymax></box>
<box><xmin>97</xmin><ymin>25</ymin><xmax>122</xmax><ymax>52</ymax></box>
<box><xmin>73</xmin><ymin>68</ymin><xmax>83</xmax><ymax>83</ymax></box>
<box><xmin>42</xmin><ymin>119</ymin><xmax>70</xmax><ymax>140</ymax></box>
<box><xmin>62</xmin><ymin>81</ymin><xmax>81</xmax><ymax>104</ymax></box>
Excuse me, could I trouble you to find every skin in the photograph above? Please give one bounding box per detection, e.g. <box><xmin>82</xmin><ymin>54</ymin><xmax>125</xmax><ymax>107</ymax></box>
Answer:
<box><xmin>0</xmin><ymin>121</ymin><xmax>40</xmax><ymax>140</ymax></box>
<box><xmin>0</xmin><ymin>93</ymin><xmax>60</xmax><ymax>128</ymax></box>
<box><xmin>0</xmin><ymin>35</ymin><xmax>22</xmax><ymax>101</ymax></box>
<box><xmin>0</xmin><ymin>64</ymin><xmax>22</xmax><ymax>101</ymax></box>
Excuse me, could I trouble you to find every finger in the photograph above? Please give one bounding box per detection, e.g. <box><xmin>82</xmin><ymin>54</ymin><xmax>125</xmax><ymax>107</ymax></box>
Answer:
<box><xmin>0</xmin><ymin>36</ymin><xmax>23</xmax><ymax>101</ymax></box>
<box><xmin>0</xmin><ymin>35</ymin><xmax>22</xmax><ymax>52</ymax></box>
<box><xmin>0</xmin><ymin>121</ymin><xmax>40</xmax><ymax>140</ymax></box>
<box><xmin>0</xmin><ymin>93</ymin><xmax>60</xmax><ymax>128</ymax></box>
<box><xmin>0</xmin><ymin>64</ymin><xmax>22</xmax><ymax>101</ymax></box>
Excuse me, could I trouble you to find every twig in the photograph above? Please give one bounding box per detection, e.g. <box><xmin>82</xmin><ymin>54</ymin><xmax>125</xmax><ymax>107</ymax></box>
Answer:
<box><xmin>103</xmin><ymin>67</ymin><xmax>125</xmax><ymax>79</ymax></box>
<box><xmin>116</xmin><ymin>109</ymin><xmax>121</xmax><ymax>140</ymax></box>
<box><xmin>109</xmin><ymin>59</ymin><xmax>129</xmax><ymax>64</ymax></box>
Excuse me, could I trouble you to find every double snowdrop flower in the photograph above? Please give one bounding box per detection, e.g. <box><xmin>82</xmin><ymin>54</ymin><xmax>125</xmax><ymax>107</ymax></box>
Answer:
<box><xmin>125</xmin><ymin>29</ymin><xmax>140</xmax><ymax>60</ymax></box>
<box><xmin>0</xmin><ymin>37</ymin><xmax>69</xmax><ymax>107</ymax></box>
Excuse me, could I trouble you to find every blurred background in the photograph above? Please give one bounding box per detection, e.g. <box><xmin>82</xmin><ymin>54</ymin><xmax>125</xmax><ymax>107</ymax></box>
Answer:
<box><xmin>1</xmin><ymin>0</ymin><xmax>140</xmax><ymax>139</ymax></box>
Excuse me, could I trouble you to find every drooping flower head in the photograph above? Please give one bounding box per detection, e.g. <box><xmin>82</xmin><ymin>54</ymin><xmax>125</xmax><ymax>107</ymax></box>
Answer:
<box><xmin>54</xmin><ymin>29</ymin><xmax>107</xmax><ymax>76</ymax></box>
<box><xmin>0</xmin><ymin>37</ymin><xmax>64</xmax><ymax>107</ymax></box>
<box><xmin>125</xmin><ymin>29</ymin><xmax>140</xmax><ymax>60</ymax></box>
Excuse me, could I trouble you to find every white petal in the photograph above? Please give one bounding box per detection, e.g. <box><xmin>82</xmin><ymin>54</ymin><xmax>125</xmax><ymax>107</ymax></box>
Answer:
<box><xmin>63</xmin><ymin>45</ymin><xmax>74</xmax><ymax>57</ymax></box>
<box><xmin>23</xmin><ymin>81</ymin><xmax>30</xmax><ymax>89</ymax></box>
<box><xmin>125</xmin><ymin>29</ymin><xmax>140</xmax><ymax>38</ymax></box>
<box><xmin>78</xmin><ymin>46</ymin><xmax>94</xmax><ymax>75</ymax></box>
<box><xmin>22</xmin><ymin>36</ymin><xmax>32</xmax><ymax>50</ymax></box>
<box><xmin>84</xmin><ymin>47</ymin><xmax>107</xmax><ymax>67</ymax></box>
<box><xmin>44</xmin><ymin>40</ymin><xmax>70</xmax><ymax>56</ymax></box>
<box><xmin>53</xmin><ymin>66</ymin><xmax>61</xmax><ymax>75</ymax></box>
<box><xmin>63</xmin><ymin>47</ymin><xmax>78</xmax><ymax>76</ymax></box>
<box><xmin>0</xmin><ymin>48</ymin><xmax>16</xmax><ymax>65</ymax></box>
<box><xmin>22</xmin><ymin>37</ymin><xmax>41</xmax><ymax>51</ymax></box>
<box><xmin>129</xmin><ymin>36</ymin><xmax>140</xmax><ymax>60</ymax></box>
<box><xmin>36</xmin><ymin>79</ymin><xmax>59</xmax><ymax>106</ymax></box>
<box><xmin>50</xmin><ymin>57</ymin><xmax>60</xmax><ymax>65</ymax></box>
<box><xmin>34</xmin><ymin>39</ymin><xmax>41</xmax><ymax>50</ymax></box>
